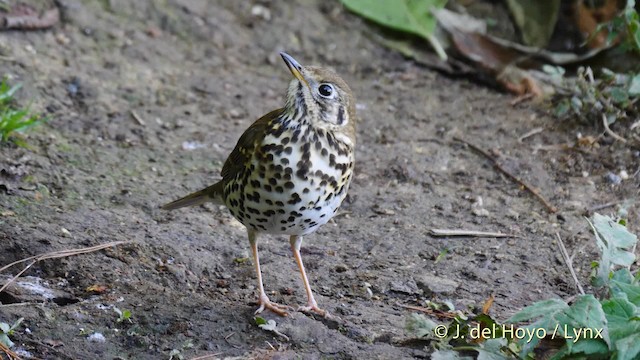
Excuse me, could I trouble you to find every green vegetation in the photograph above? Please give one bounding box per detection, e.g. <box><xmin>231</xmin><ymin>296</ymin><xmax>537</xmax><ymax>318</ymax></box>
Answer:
<box><xmin>0</xmin><ymin>317</ymin><xmax>24</xmax><ymax>348</ymax></box>
<box><xmin>550</xmin><ymin>66</ymin><xmax>639</xmax><ymax>126</ymax></box>
<box><xmin>0</xmin><ymin>77</ymin><xmax>46</xmax><ymax>144</ymax></box>
<box><xmin>340</xmin><ymin>0</ymin><xmax>448</xmax><ymax>60</ymax></box>
<box><xmin>114</xmin><ymin>307</ymin><xmax>133</xmax><ymax>323</ymax></box>
<box><xmin>406</xmin><ymin>213</ymin><xmax>639</xmax><ymax>359</ymax></box>
<box><xmin>598</xmin><ymin>0</ymin><xmax>640</xmax><ymax>54</ymax></box>
<box><xmin>553</xmin><ymin>1</ymin><xmax>640</xmax><ymax>125</ymax></box>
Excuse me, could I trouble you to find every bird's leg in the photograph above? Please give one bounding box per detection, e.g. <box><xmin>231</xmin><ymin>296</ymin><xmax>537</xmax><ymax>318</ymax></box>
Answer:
<box><xmin>290</xmin><ymin>235</ymin><xmax>327</xmax><ymax>317</ymax></box>
<box><xmin>249</xmin><ymin>230</ymin><xmax>290</xmax><ymax>316</ymax></box>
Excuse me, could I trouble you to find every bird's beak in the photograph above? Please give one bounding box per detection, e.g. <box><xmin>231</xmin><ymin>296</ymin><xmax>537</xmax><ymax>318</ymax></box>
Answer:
<box><xmin>280</xmin><ymin>52</ymin><xmax>310</xmax><ymax>88</ymax></box>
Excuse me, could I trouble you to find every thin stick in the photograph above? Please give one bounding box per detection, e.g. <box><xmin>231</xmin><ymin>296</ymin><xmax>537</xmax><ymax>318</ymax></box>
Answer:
<box><xmin>0</xmin><ymin>55</ymin><xmax>18</xmax><ymax>62</ymax></box>
<box><xmin>428</xmin><ymin>229</ymin><xmax>514</xmax><ymax>238</ymax></box>
<box><xmin>1</xmin><ymin>241</ymin><xmax>130</xmax><ymax>294</ymax></box>
<box><xmin>189</xmin><ymin>353</ymin><xmax>223</xmax><ymax>360</ymax></box>
<box><xmin>555</xmin><ymin>232</ymin><xmax>585</xmax><ymax>295</ymax></box>
<box><xmin>587</xmin><ymin>200</ymin><xmax>622</xmax><ymax>213</ymax></box>
<box><xmin>602</xmin><ymin>114</ymin><xmax>626</xmax><ymax>143</ymax></box>
<box><xmin>19</xmin><ymin>338</ymin><xmax>71</xmax><ymax>360</ymax></box>
<box><xmin>397</xmin><ymin>303</ymin><xmax>458</xmax><ymax>319</ymax></box>
<box><xmin>0</xmin><ymin>260</ymin><xmax>37</xmax><ymax>294</ymax></box>
<box><xmin>130</xmin><ymin>110</ymin><xmax>146</xmax><ymax>126</ymax></box>
<box><xmin>0</xmin><ymin>340</ymin><xmax>22</xmax><ymax>360</ymax></box>
<box><xmin>453</xmin><ymin>137</ymin><xmax>558</xmax><ymax>213</ymax></box>
<box><xmin>510</xmin><ymin>93</ymin><xmax>535</xmax><ymax>106</ymax></box>
<box><xmin>518</xmin><ymin>127</ymin><xmax>544</xmax><ymax>142</ymax></box>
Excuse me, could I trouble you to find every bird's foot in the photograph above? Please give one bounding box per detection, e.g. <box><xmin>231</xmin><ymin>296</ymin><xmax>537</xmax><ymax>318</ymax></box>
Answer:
<box><xmin>255</xmin><ymin>295</ymin><xmax>291</xmax><ymax>317</ymax></box>
<box><xmin>297</xmin><ymin>303</ymin><xmax>328</xmax><ymax>317</ymax></box>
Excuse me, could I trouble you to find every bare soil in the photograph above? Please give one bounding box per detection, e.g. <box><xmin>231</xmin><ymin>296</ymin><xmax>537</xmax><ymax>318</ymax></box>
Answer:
<box><xmin>1</xmin><ymin>1</ymin><xmax>638</xmax><ymax>359</ymax></box>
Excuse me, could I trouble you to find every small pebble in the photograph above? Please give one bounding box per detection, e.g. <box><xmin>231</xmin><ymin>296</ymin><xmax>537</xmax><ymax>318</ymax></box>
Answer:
<box><xmin>472</xmin><ymin>208</ymin><xmax>490</xmax><ymax>217</ymax></box>
<box><xmin>619</xmin><ymin>170</ymin><xmax>629</xmax><ymax>180</ymax></box>
<box><xmin>87</xmin><ymin>332</ymin><xmax>106</xmax><ymax>343</ymax></box>
<box><xmin>182</xmin><ymin>141</ymin><xmax>206</xmax><ymax>151</ymax></box>
<box><xmin>605</xmin><ymin>172</ymin><xmax>622</xmax><ymax>185</ymax></box>
<box><xmin>251</xmin><ymin>5</ymin><xmax>271</xmax><ymax>21</ymax></box>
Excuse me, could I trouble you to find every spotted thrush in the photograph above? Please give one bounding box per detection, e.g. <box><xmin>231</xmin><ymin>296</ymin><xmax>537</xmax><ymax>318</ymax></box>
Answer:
<box><xmin>162</xmin><ymin>53</ymin><xmax>356</xmax><ymax>316</ymax></box>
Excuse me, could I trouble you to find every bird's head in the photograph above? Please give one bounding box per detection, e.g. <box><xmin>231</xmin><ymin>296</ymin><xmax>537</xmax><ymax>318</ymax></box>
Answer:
<box><xmin>280</xmin><ymin>52</ymin><xmax>356</xmax><ymax>146</ymax></box>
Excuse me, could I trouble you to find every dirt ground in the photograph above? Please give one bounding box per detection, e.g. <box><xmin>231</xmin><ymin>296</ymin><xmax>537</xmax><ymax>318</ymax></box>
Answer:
<box><xmin>1</xmin><ymin>1</ymin><xmax>638</xmax><ymax>359</ymax></box>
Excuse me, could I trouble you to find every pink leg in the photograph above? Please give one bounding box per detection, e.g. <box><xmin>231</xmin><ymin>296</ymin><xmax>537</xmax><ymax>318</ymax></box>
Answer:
<box><xmin>290</xmin><ymin>235</ymin><xmax>327</xmax><ymax>316</ymax></box>
<box><xmin>249</xmin><ymin>230</ymin><xmax>290</xmax><ymax>316</ymax></box>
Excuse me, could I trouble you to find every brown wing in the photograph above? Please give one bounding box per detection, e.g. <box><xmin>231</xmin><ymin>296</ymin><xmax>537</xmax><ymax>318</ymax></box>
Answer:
<box><xmin>220</xmin><ymin>108</ymin><xmax>284</xmax><ymax>181</ymax></box>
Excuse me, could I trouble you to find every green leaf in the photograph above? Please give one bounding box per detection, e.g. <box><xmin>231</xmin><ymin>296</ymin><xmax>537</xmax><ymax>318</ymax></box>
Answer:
<box><xmin>554</xmin><ymin>295</ymin><xmax>610</xmax><ymax>347</ymax></box>
<box><xmin>508</xmin><ymin>299</ymin><xmax>568</xmax><ymax>357</ymax></box>
<box><xmin>601</xmin><ymin>297</ymin><xmax>640</xmax><ymax>345</ymax></box>
<box><xmin>0</xmin><ymin>322</ymin><xmax>9</xmax><ymax>333</ymax></box>
<box><xmin>10</xmin><ymin>318</ymin><xmax>23</xmax><ymax>332</ymax></box>
<box><xmin>0</xmin><ymin>333</ymin><xmax>14</xmax><ymax>348</ymax></box>
<box><xmin>341</xmin><ymin>0</ymin><xmax>448</xmax><ymax>60</ymax></box>
<box><xmin>612</xmin><ymin>268</ymin><xmax>634</xmax><ymax>284</ymax></box>
<box><xmin>405</xmin><ymin>313</ymin><xmax>438</xmax><ymax>338</ymax></box>
<box><xmin>504</xmin><ymin>0</ymin><xmax>560</xmax><ymax>47</ymax></box>
<box><xmin>593</xmin><ymin>213</ymin><xmax>637</xmax><ymax>250</ymax></box>
<box><xmin>476</xmin><ymin>338</ymin><xmax>508</xmax><ymax>360</ymax></box>
<box><xmin>254</xmin><ymin>316</ymin><xmax>267</xmax><ymax>326</ymax></box>
<box><xmin>608</xmin><ymin>87</ymin><xmax>629</xmax><ymax>104</ymax></box>
<box><xmin>0</xmin><ymin>81</ymin><xmax>22</xmax><ymax>104</ymax></box>
<box><xmin>616</xmin><ymin>332</ymin><xmax>640</xmax><ymax>360</ymax></box>
<box><xmin>432</xmin><ymin>349</ymin><xmax>470</xmax><ymax>360</ymax></box>
<box><xmin>629</xmin><ymin>74</ymin><xmax>640</xmax><ymax>96</ymax></box>
<box><xmin>610</xmin><ymin>280</ymin><xmax>640</xmax><ymax>306</ymax></box>
<box><xmin>588</xmin><ymin>214</ymin><xmax>637</xmax><ymax>288</ymax></box>
<box><xmin>507</xmin><ymin>298</ymin><xmax>568</xmax><ymax>322</ymax></box>
<box><xmin>564</xmin><ymin>339</ymin><xmax>609</xmax><ymax>357</ymax></box>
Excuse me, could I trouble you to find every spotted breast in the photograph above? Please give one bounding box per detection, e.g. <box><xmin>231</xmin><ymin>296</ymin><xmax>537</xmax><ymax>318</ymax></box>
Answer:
<box><xmin>224</xmin><ymin>114</ymin><xmax>354</xmax><ymax>235</ymax></box>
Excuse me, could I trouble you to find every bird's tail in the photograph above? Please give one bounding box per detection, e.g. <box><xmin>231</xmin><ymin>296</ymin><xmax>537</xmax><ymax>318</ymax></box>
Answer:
<box><xmin>161</xmin><ymin>181</ymin><xmax>225</xmax><ymax>210</ymax></box>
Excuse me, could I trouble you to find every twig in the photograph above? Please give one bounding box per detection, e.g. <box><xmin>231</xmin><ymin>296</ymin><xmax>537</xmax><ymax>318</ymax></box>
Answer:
<box><xmin>428</xmin><ymin>229</ymin><xmax>514</xmax><ymax>238</ymax></box>
<box><xmin>555</xmin><ymin>232</ymin><xmax>585</xmax><ymax>295</ymax></box>
<box><xmin>130</xmin><ymin>110</ymin><xmax>146</xmax><ymax>126</ymax></box>
<box><xmin>602</xmin><ymin>114</ymin><xmax>627</xmax><ymax>143</ymax></box>
<box><xmin>453</xmin><ymin>137</ymin><xmax>558</xmax><ymax>213</ymax></box>
<box><xmin>510</xmin><ymin>93</ymin><xmax>535</xmax><ymax>106</ymax></box>
<box><xmin>189</xmin><ymin>353</ymin><xmax>223</xmax><ymax>360</ymax></box>
<box><xmin>224</xmin><ymin>331</ymin><xmax>241</xmax><ymax>349</ymax></box>
<box><xmin>397</xmin><ymin>303</ymin><xmax>458</xmax><ymax>319</ymax></box>
<box><xmin>19</xmin><ymin>338</ymin><xmax>71</xmax><ymax>360</ymax></box>
<box><xmin>0</xmin><ymin>55</ymin><xmax>18</xmax><ymax>62</ymax></box>
<box><xmin>586</xmin><ymin>200</ymin><xmax>622</xmax><ymax>213</ymax></box>
<box><xmin>0</xmin><ymin>241</ymin><xmax>130</xmax><ymax>294</ymax></box>
<box><xmin>518</xmin><ymin>127</ymin><xmax>544</xmax><ymax>142</ymax></box>
<box><xmin>0</xmin><ymin>340</ymin><xmax>22</xmax><ymax>360</ymax></box>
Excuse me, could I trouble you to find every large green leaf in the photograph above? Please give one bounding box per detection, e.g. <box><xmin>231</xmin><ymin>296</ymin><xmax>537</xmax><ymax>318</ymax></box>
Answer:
<box><xmin>341</xmin><ymin>0</ymin><xmax>448</xmax><ymax>60</ymax></box>
<box><xmin>601</xmin><ymin>297</ymin><xmax>640</xmax><ymax>347</ymax></box>
<box><xmin>476</xmin><ymin>338</ymin><xmax>509</xmax><ymax>360</ymax></box>
<box><xmin>588</xmin><ymin>213</ymin><xmax>637</xmax><ymax>287</ymax></box>
<box><xmin>507</xmin><ymin>299</ymin><xmax>569</xmax><ymax>356</ymax></box>
<box><xmin>555</xmin><ymin>295</ymin><xmax>610</xmax><ymax>348</ymax></box>
<box><xmin>610</xmin><ymin>280</ymin><xmax>640</xmax><ymax>306</ymax></box>
<box><xmin>504</xmin><ymin>0</ymin><xmax>560</xmax><ymax>47</ymax></box>
<box><xmin>616</xmin><ymin>332</ymin><xmax>640</xmax><ymax>360</ymax></box>
<box><xmin>507</xmin><ymin>298</ymin><xmax>568</xmax><ymax>322</ymax></box>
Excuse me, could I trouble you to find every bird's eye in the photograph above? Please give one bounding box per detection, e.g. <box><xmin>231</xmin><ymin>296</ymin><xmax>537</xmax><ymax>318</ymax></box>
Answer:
<box><xmin>318</xmin><ymin>83</ymin><xmax>334</xmax><ymax>98</ymax></box>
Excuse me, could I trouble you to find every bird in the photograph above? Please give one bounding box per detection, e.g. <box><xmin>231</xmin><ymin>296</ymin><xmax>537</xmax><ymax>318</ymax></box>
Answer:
<box><xmin>162</xmin><ymin>52</ymin><xmax>356</xmax><ymax>317</ymax></box>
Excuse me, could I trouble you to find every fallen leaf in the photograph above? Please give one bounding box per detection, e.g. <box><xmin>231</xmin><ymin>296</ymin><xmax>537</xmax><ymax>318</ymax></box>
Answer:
<box><xmin>86</xmin><ymin>284</ymin><xmax>108</xmax><ymax>294</ymax></box>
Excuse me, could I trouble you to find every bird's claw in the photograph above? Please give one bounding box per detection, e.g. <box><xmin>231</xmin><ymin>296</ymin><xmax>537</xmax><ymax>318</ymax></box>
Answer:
<box><xmin>297</xmin><ymin>303</ymin><xmax>328</xmax><ymax>317</ymax></box>
<box><xmin>255</xmin><ymin>295</ymin><xmax>291</xmax><ymax>317</ymax></box>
